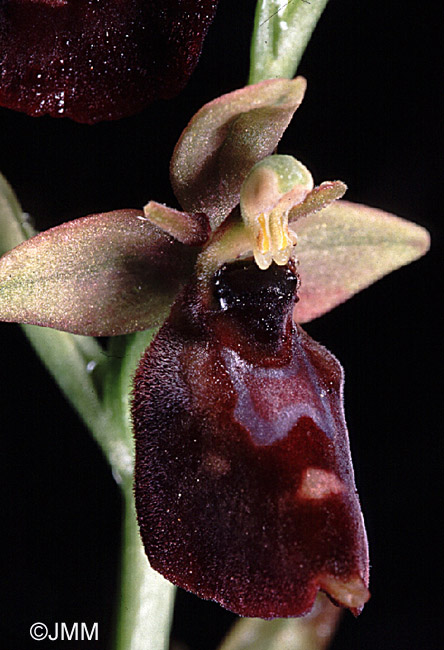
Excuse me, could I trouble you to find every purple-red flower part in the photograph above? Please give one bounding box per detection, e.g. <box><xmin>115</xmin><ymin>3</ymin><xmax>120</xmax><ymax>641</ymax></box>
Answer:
<box><xmin>133</xmin><ymin>261</ymin><xmax>370</xmax><ymax>618</ymax></box>
<box><xmin>0</xmin><ymin>0</ymin><xmax>219</xmax><ymax>123</ymax></box>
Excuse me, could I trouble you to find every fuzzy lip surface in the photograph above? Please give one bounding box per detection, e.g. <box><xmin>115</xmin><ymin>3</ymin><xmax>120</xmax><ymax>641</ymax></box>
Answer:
<box><xmin>132</xmin><ymin>261</ymin><xmax>370</xmax><ymax>619</ymax></box>
<box><xmin>0</xmin><ymin>0</ymin><xmax>219</xmax><ymax>123</ymax></box>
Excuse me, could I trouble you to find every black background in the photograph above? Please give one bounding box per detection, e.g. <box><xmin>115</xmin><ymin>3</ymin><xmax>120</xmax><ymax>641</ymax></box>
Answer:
<box><xmin>0</xmin><ymin>0</ymin><xmax>441</xmax><ymax>648</ymax></box>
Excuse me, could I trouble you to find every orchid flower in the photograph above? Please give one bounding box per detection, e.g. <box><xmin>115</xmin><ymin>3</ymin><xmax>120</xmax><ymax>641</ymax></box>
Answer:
<box><xmin>0</xmin><ymin>0</ymin><xmax>218</xmax><ymax>123</ymax></box>
<box><xmin>0</xmin><ymin>77</ymin><xmax>429</xmax><ymax>623</ymax></box>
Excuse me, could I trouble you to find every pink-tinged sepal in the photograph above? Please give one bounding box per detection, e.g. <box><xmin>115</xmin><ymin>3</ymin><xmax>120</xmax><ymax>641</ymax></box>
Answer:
<box><xmin>0</xmin><ymin>209</ymin><xmax>199</xmax><ymax>335</ymax></box>
<box><xmin>133</xmin><ymin>261</ymin><xmax>369</xmax><ymax>618</ymax></box>
<box><xmin>170</xmin><ymin>78</ymin><xmax>307</xmax><ymax>230</ymax></box>
<box><xmin>293</xmin><ymin>200</ymin><xmax>430</xmax><ymax>323</ymax></box>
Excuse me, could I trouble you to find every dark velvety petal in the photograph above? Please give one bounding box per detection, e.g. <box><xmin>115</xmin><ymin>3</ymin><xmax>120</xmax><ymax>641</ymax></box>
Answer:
<box><xmin>0</xmin><ymin>209</ymin><xmax>198</xmax><ymax>335</ymax></box>
<box><xmin>170</xmin><ymin>78</ymin><xmax>306</xmax><ymax>230</ymax></box>
<box><xmin>0</xmin><ymin>0</ymin><xmax>218</xmax><ymax>124</ymax></box>
<box><xmin>133</xmin><ymin>260</ymin><xmax>369</xmax><ymax>618</ymax></box>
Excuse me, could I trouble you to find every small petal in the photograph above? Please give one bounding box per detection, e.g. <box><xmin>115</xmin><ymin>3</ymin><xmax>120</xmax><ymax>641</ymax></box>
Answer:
<box><xmin>289</xmin><ymin>181</ymin><xmax>348</xmax><ymax>224</ymax></box>
<box><xmin>0</xmin><ymin>0</ymin><xmax>218</xmax><ymax>123</ymax></box>
<box><xmin>133</xmin><ymin>261</ymin><xmax>369</xmax><ymax>618</ymax></box>
<box><xmin>143</xmin><ymin>201</ymin><xmax>210</xmax><ymax>246</ymax></box>
<box><xmin>292</xmin><ymin>200</ymin><xmax>430</xmax><ymax>323</ymax></box>
<box><xmin>170</xmin><ymin>77</ymin><xmax>307</xmax><ymax>230</ymax></box>
<box><xmin>0</xmin><ymin>209</ymin><xmax>197</xmax><ymax>335</ymax></box>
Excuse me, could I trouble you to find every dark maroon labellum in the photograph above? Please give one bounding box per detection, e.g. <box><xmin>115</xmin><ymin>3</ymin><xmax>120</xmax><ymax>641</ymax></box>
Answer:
<box><xmin>133</xmin><ymin>261</ymin><xmax>370</xmax><ymax>618</ymax></box>
<box><xmin>0</xmin><ymin>0</ymin><xmax>219</xmax><ymax>123</ymax></box>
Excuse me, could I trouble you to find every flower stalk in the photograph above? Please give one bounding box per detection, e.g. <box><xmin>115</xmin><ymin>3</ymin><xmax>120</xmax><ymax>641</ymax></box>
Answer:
<box><xmin>115</xmin><ymin>483</ymin><xmax>176</xmax><ymax>650</ymax></box>
<box><xmin>249</xmin><ymin>0</ymin><xmax>330</xmax><ymax>84</ymax></box>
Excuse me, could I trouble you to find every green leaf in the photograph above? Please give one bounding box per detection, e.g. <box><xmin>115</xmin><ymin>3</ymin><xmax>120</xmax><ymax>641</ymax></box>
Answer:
<box><xmin>20</xmin><ymin>323</ymin><xmax>125</xmax><ymax>464</ymax></box>
<box><xmin>249</xmin><ymin>0</ymin><xmax>329</xmax><ymax>84</ymax></box>
<box><xmin>170</xmin><ymin>77</ymin><xmax>306</xmax><ymax>231</ymax></box>
<box><xmin>292</xmin><ymin>200</ymin><xmax>430</xmax><ymax>322</ymax></box>
<box><xmin>218</xmin><ymin>593</ymin><xmax>341</xmax><ymax>650</ymax></box>
<box><xmin>0</xmin><ymin>209</ymin><xmax>197</xmax><ymax>336</ymax></box>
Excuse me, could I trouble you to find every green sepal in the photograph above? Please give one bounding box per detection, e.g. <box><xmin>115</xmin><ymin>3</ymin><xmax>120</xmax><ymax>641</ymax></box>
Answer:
<box><xmin>170</xmin><ymin>77</ymin><xmax>307</xmax><ymax>231</ymax></box>
<box><xmin>0</xmin><ymin>208</ymin><xmax>196</xmax><ymax>336</ymax></box>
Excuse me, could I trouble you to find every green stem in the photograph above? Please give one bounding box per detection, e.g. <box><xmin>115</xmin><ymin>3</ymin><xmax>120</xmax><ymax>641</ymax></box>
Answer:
<box><xmin>19</xmin><ymin>324</ymin><xmax>132</xmax><ymax>472</ymax></box>
<box><xmin>104</xmin><ymin>330</ymin><xmax>177</xmax><ymax>649</ymax></box>
<box><xmin>115</xmin><ymin>483</ymin><xmax>176</xmax><ymax>650</ymax></box>
<box><xmin>249</xmin><ymin>0</ymin><xmax>329</xmax><ymax>84</ymax></box>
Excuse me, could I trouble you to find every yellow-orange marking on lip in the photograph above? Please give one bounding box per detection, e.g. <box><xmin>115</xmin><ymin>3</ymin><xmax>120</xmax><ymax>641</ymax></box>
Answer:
<box><xmin>317</xmin><ymin>574</ymin><xmax>370</xmax><ymax>611</ymax></box>
<box><xmin>298</xmin><ymin>467</ymin><xmax>344</xmax><ymax>500</ymax></box>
